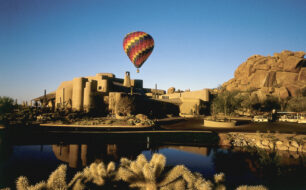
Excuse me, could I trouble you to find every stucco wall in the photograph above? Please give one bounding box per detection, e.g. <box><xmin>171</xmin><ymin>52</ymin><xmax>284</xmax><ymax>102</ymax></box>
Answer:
<box><xmin>162</xmin><ymin>89</ymin><xmax>209</xmax><ymax>102</ymax></box>
<box><xmin>179</xmin><ymin>98</ymin><xmax>201</xmax><ymax>114</ymax></box>
<box><xmin>55</xmin><ymin>81</ymin><xmax>73</xmax><ymax>108</ymax></box>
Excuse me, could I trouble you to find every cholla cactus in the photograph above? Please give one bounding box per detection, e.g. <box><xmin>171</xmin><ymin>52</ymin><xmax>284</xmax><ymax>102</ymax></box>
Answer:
<box><xmin>159</xmin><ymin>165</ymin><xmax>213</xmax><ymax>190</ymax></box>
<box><xmin>214</xmin><ymin>173</ymin><xmax>225</xmax><ymax>184</ymax></box>
<box><xmin>117</xmin><ymin>153</ymin><xmax>213</xmax><ymax>190</ymax></box>
<box><xmin>214</xmin><ymin>173</ymin><xmax>226</xmax><ymax>190</ymax></box>
<box><xmin>16</xmin><ymin>176</ymin><xmax>47</xmax><ymax>190</ymax></box>
<box><xmin>236</xmin><ymin>185</ymin><xmax>268</xmax><ymax>190</ymax></box>
<box><xmin>117</xmin><ymin>153</ymin><xmax>163</xmax><ymax>189</ymax></box>
<box><xmin>16</xmin><ymin>165</ymin><xmax>68</xmax><ymax>190</ymax></box>
<box><xmin>10</xmin><ymin>153</ymin><xmax>268</xmax><ymax>190</ymax></box>
<box><xmin>67</xmin><ymin>172</ymin><xmax>85</xmax><ymax>190</ymax></box>
<box><xmin>82</xmin><ymin>161</ymin><xmax>117</xmax><ymax>185</ymax></box>
<box><xmin>68</xmin><ymin>161</ymin><xmax>117</xmax><ymax>189</ymax></box>
<box><xmin>46</xmin><ymin>164</ymin><xmax>67</xmax><ymax>189</ymax></box>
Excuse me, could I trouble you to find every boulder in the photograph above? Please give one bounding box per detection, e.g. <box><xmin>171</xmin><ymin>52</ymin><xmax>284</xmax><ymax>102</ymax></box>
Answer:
<box><xmin>286</xmin><ymin>85</ymin><xmax>300</xmax><ymax>97</ymax></box>
<box><xmin>276</xmin><ymin>72</ymin><xmax>298</xmax><ymax>86</ymax></box>
<box><xmin>283</xmin><ymin>56</ymin><xmax>303</xmax><ymax>72</ymax></box>
<box><xmin>249</xmin><ymin>70</ymin><xmax>268</xmax><ymax>88</ymax></box>
<box><xmin>289</xmin><ymin>146</ymin><xmax>298</xmax><ymax>152</ymax></box>
<box><xmin>255</xmin><ymin>90</ymin><xmax>268</xmax><ymax>102</ymax></box>
<box><xmin>277</xmin><ymin>144</ymin><xmax>288</xmax><ymax>151</ymax></box>
<box><xmin>135</xmin><ymin>114</ymin><xmax>148</xmax><ymax>121</ymax></box>
<box><xmin>261</xmin><ymin>139</ymin><xmax>270</xmax><ymax>146</ymax></box>
<box><xmin>167</xmin><ymin>87</ymin><xmax>175</xmax><ymax>94</ymax></box>
<box><xmin>263</xmin><ymin>71</ymin><xmax>277</xmax><ymax>87</ymax></box>
<box><xmin>298</xmin><ymin>68</ymin><xmax>306</xmax><ymax>82</ymax></box>
<box><xmin>291</xmin><ymin>140</ymin><xmax>299</xmax><ymax>148</ymax></box>
<box><xmin>273</xmin><ymin>87</ymin><xmax>289</xmax><ymax>99</ymax></box>
<box><xmin>223</xmin><ymin>50</ymin><xmax>306</xmax><ymax>98</ymax></box>
<box><xmin>294</xmin><ymin>51</ymin><xmax>306</xmax><ymax>58</ymax></box>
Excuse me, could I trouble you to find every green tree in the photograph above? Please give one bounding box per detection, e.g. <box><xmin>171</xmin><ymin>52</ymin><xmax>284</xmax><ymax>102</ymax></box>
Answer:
<box><xmin>240</xmin><ymin>93</ymin><xmax>260</xmax><ymax>112</ymax></box>
<box><xmin>211</xmin><ymin>90</ymin><xmax>243</xmax><ymax>116</ymax></box>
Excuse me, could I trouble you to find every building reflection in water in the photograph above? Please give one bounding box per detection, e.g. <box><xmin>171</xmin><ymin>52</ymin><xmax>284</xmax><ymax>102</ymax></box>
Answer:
<box><xmin>52</xmin><ymin>143</ymin><xmax>147</xmax><ymax>168</ymax></box>
<box><xmin>52</xmin><ymin>142</ymin><xmax>212</xmax><ymax>169</ymax></box>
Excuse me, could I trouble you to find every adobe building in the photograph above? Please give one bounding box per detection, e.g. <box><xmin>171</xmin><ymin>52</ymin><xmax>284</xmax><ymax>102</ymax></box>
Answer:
<box><xmin>54</xmin><ymin>72</ymin><xmax>145</xmax><ymax>112</ymax></box>
<box><xmin>34</xmin><ymin>72</ymin><xmax>210</xmax><ymax>117</ymax></box>
<box><xmin>159</xmin><ymin>88</ymin><xmax>210</xmax><ymax>116</ymax></box>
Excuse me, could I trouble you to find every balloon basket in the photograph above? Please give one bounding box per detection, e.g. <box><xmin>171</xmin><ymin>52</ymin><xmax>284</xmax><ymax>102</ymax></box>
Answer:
<box><xmin>137</xmin><ymin>69</ymin><xmax>139</xmax><ymax>73</ymax></box>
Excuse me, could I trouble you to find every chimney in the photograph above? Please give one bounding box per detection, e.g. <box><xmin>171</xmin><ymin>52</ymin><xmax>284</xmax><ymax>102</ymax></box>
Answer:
<box><xmin>123</xmin><ymin>71</ymin><xmax>131</xmax><ymax>87</ymax></box>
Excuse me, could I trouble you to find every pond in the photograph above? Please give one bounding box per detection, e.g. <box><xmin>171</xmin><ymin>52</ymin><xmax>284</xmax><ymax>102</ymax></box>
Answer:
<box><xmin>0</xmin><ymin>131</ymin><xmax>305</xmax><ymax>190</ymax></box>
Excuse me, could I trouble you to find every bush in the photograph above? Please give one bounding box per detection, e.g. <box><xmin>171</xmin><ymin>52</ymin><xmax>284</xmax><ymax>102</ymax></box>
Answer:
<box><xmin>286</xmin><ymin>97</ymin><xmax>306</xmax><ymax>112</ymax></box>
<box><xmin>0</xmin><ymin>96</ymin><xmax>15</xmax><ymax>115</ymax></box>
<box><xmin>115</xmin><ymin>96</ymin><xmax>135</xmax><ymax>116</ymax></box>
<box><xmin>261</xmin><ymin>96</ymin><xmax>280</xmax><ymax>112</ymax></box>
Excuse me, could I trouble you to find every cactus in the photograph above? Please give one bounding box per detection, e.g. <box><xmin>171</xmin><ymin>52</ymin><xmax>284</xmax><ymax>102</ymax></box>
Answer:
<box><xmin>3</xmin><ymin>153</ymin><xmax>268</xmax><ymax>190</ymax></box>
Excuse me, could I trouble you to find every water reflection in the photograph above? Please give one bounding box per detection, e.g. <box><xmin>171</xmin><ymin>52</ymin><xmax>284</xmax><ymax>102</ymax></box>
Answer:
<box><xmin>51</xmin><ymin>143</ymin><xmax>212</xmax><ymax>168</ymax></box>
<box><xmin>160</xmin><ymin>145</ymin><xmax>210</xmax><ymax>156</ymax></box>
<box><xmin>0</xmin><ymin>132</ymin><xmax>305</xmax><ymax>189</ymax></box>
<box><xmin>213</xmin><ymin>147</ymin><xmax>306</xmax><ymax>189</ymax></box>
<box><xmin>52</xmin><ymin>143</ymin><xmax>147</xmax><ymax>168</ymax></box>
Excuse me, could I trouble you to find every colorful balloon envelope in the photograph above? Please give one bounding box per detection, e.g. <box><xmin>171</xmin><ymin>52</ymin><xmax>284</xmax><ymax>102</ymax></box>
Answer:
<box><xmin>123</xmin><ymin>31</ymin><xmax>154</xmax><ymax>73</ymax></box>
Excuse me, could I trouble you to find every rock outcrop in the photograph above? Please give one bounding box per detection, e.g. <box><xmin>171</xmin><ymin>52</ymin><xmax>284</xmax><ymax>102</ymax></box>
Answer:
<box><xmin>223</xmin><ymin>50</ymin><xmax>306</xmax><ymax>99</ymax></box>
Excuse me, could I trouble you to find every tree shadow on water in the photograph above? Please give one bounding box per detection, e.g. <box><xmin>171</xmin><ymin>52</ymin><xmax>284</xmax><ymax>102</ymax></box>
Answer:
<box><xmin>212</xmin><ymin>147</ymin><xmax>306</xmax><ymax>190</ymax></box>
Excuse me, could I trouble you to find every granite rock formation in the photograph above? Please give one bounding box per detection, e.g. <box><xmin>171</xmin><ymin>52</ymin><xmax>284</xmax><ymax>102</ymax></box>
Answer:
<box><xmin>223</xmin><ymin>50</ymin><xmax>306</xmax><ymax>99</ymax></box>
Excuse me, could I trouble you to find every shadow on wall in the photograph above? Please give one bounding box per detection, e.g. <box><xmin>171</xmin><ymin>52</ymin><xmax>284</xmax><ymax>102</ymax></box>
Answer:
<box><xmin>133</xmin><ymin>95</ymin><xmax>180</xmax><ymax>118</ymax></box>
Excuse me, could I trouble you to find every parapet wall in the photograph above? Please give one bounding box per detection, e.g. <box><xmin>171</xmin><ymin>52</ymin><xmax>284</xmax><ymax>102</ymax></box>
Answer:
<box><xmin>179</xmin><ymin>98</ymin><xmax>201</xmax><ymax>115</ymax></box>
<box><xmin>131</xmin><ymin>79</ymin><xmax>143</xmax><ymax>89</ymax></box>
<box><xmin>162</xmin><ymin>89</ymin><xmax>209</xmax><ymax>102</ymax></box>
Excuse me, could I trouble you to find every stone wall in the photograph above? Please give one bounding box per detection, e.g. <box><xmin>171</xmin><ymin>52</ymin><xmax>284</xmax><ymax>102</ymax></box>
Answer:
<box><xmin>219</xmin><ymin>132</ymin><xmax>306</xmax><ymax>154</ymax></box>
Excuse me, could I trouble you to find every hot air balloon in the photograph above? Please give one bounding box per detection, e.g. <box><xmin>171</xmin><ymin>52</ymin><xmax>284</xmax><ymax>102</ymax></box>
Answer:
<box><xmin>123</xmin><ymin>31</ymin><xmax>154</xmax><ymax>73</ymax></box>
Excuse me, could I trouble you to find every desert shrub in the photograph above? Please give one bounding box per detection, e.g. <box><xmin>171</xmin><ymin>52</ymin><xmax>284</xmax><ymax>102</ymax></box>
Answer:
<box><xmin>115</xmin><ymin>96</ymin><xmax>135</xmax><ymax>116</ymax></box>
<box><xmin>286</xmin><ymin>96</ymin><xmax>306</xmax><ymax>112</ymax></box>
<box><xmin>0</xmin><ymin>96</ymin><xmax>15</xmax><ymax>115</ymax></box>
<box><xmin>104</xmin><ymin>119</ymin><xmax>113</xmax><ymax>125</ymax></box>
<box><xmin>301</xmin><ymin>87</ymin><xmax>306</xmax><ymax>97</ymax></box>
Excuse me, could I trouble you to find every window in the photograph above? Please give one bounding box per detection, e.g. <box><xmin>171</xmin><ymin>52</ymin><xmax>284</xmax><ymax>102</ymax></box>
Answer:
<box><xmin>162</xmin><ymin>96</ymin><xmax>169</xmax><ymax>99</ymax></box>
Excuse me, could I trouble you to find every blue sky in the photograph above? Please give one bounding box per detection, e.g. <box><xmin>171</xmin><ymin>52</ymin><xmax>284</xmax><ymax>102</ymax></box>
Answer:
<box><xmin>0</xmin><ymin>0</ymin><xmax>305</xmax><ymax>102</ymax></box>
